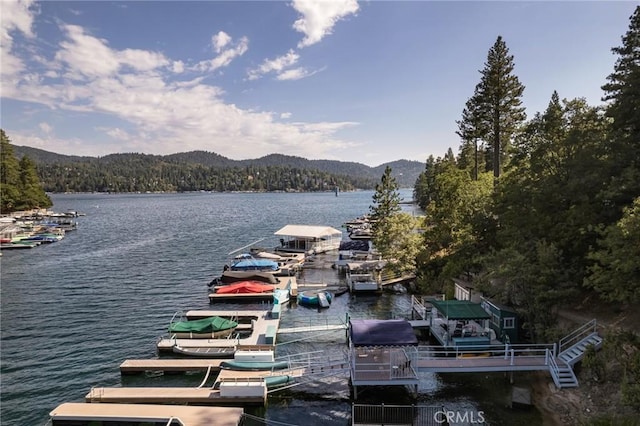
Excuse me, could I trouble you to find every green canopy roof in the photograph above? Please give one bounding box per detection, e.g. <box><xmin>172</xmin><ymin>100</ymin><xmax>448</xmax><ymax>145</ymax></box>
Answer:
<box><xmin>431</xmin><ymin>300</ymin><xmax>491</xmax><ymax>320</ymax></box>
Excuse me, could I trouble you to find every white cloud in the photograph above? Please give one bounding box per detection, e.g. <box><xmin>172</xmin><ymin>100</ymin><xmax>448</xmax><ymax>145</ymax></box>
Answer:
<box><xmin>38</xmin><ymin>122</ymin><xmax>52</xmax><ymax>135</ymax></box>
<box><xmin>194</xmin><ymin>35</ymin><xmax>248</xmax><ymax>72</ymax></box>
<box><xmin>0</xmin><ymin>0</ymin><xmax>37</xmax><ymax>80</ymax></box>
<box><xmin>276</xmin><ymin>67</ymin><xmax>318</xmax><ymax>81</ymax></box>
<box><xmin>2</xmin><ymin>14</ymin><xmax>360</xmax><ymax>162</ymax></box>
<box><xmin>212</xmin><ymin>31</ymin><xmax>231</xmax><ymax>53</ymax></box>
<box><xmin>292</xmin><ymin>0</ymin><xmax>359</xmax><ymax>48</ymax></box>
<box><xmin>247</xmin><ymin>49</ymin><xmax>300</xmax><ymax>80</ymax></box>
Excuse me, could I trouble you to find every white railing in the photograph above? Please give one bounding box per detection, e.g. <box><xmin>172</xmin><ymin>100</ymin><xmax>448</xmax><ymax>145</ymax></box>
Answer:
<box><xmin>414</xmin><ymin>343</ymin><xmax>555</xmax><ymax>361</ymax></box>
<box><xmin>559</xmin><ymin>319</ymin><xmax>598</xmax><ymax>354</ymax></box>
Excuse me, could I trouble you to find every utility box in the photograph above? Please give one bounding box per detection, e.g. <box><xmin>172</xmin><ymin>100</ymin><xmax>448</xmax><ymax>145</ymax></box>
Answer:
<box><xmin>234</xmin><ymin>350</ymin><xmax>274</xmax><ymax>362</ymax></box>
<box><xmin>219</xmin><ymin>381</ymin><xmax>267</xmax><ymax>398</ymax></box>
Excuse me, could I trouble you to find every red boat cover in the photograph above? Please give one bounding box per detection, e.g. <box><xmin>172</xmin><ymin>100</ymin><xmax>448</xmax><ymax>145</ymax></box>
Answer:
<box><xmin>216</xmin><ymin>281</ymin><xmax>275</xmax><ymax>294</ymax></box>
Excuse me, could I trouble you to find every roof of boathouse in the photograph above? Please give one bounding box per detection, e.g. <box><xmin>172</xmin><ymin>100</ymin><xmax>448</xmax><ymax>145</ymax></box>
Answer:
<box><xmin>431</xmin><ymin>300</ymin><xmax>491</xmax><ymax>320</ymax></box>
<box><xmin>349</xmin><ymin>319</ymin><xmax>418</xmax><ymax>346</ymax></box>
<box><xmin>274</xmin><ymin>225</ymin><xmax>342</xmax><ymax>238</ymax></box>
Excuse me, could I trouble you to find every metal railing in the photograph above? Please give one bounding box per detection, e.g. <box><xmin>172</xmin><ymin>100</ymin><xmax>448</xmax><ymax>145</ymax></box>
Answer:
<box><xmin>559</xmin><ymin>319</ymin><xmax>598</xmax><ymax>354</ymax></box>
<box><xmin>352</xmin><ymin>403</ymin><xmax>447</xmax><ymax>426</ymax></box>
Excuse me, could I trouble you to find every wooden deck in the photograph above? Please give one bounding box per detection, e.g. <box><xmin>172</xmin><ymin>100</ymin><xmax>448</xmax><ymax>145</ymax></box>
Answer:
<box><xmin>85</xmin><ymin>387</ymin><xmax>264</xmax><ymax>406</ymax></box>
<box><xmin>120</xmin><ymin>359</ymin><xmax>225</xmax><ymax>374</ymax></box>
<box><xmin>49</xmin><ymin>403</ymin><xmax>243</xmax><ymax>426</ymax></box>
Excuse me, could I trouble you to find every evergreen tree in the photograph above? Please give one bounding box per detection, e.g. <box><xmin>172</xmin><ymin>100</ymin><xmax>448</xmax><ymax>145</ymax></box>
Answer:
<box><xmin>0</xmin><ymin>129</ymin><xmax>52</xmax><ymax>213</ymax></box>
<box><xmin>459</xmin><ymin>36</ymin><xmax>526</xmax><ymax>180</ymax></box>
<box><xmin>369</xmin><ymin>166</ymin><xmax>403</xmax><ymax>261</ymax></box>
<box><xmin>601</xmin><ymin>5</ymin><xmax>640</xmax><ymax>218</ymax></box>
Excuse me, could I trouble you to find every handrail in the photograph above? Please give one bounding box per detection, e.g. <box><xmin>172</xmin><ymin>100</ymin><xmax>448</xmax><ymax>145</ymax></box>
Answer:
<box><xmin>165</xmin><ymin>416</ymin><xmax>185</xmax><ymax>426</ymax></box>
<box><xmin>197</xmin><ymin>364</ymin><xmax>215</xmax><ymax>389</ymax></box>
<box><xmin>559</xmin><ymin>319</ymin><xmax>597</xmax><ymax>354</ymax></box>
<box><xmin>548</xmin><ymin>351</ymin><xmax>561</xmax><ymax>388</ymax></box>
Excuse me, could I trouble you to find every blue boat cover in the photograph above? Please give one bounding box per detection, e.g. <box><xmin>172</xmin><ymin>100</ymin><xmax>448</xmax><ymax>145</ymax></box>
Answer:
<box><xmin>349</xmin><ymin>319</ymin><xmax>418</xmax><ymax>346</ymax></box>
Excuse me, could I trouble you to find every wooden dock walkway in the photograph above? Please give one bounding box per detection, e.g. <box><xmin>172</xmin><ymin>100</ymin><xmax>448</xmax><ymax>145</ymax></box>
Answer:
<box><xmin>49</xmin><ymin>403</ymin><xmax>243</xmax><ymax>426</ymax></box>
<box><xmin>120</xmin><ymin>359</ymin><xmax>225</xmax><ymax>374</ymax></box>
<box><xmin>85</xmin><ymin>386</ymin><xmax>264</xmax><ymax>406</ymax></box>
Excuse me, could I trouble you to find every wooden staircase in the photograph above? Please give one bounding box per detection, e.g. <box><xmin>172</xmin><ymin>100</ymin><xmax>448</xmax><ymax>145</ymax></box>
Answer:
<box><xmin>550</xmin><ymin>319</ymin><xmax>603</xmax><ymax>389</ymax></box>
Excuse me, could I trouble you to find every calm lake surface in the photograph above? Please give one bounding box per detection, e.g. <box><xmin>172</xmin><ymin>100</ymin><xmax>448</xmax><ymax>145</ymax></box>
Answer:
<box><xmin>0</xmin><ymin>191</ymin><xmax>544</xmax><ymax>425</ymax></box>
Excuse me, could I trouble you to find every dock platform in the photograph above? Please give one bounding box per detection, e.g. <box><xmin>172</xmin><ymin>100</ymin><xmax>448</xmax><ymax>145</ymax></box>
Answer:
<box><xmin>49</xmin><ymin>403</ymin><xmax>243</xmax><ymax>426</ymax></box>
<box><xmin>158</xmin><ymin>309</ymin><xmax>281</xmax><ymax>354</ymax></box>
<box><xmin>85</xmin><ymin>386</ymin><xmax>264</xmax><ymax>406</ymax></box>
<box><xmin>120</xmin><ymin>359</ymin><xmax>225</xmax><ymax>374</ymax></box>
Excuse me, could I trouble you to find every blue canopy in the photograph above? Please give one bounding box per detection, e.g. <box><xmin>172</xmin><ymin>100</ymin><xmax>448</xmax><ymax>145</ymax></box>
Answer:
<box><xmin>349</xmin><ymin>319</ymin><xmax>418</xmax><ymax>346</ymax></box>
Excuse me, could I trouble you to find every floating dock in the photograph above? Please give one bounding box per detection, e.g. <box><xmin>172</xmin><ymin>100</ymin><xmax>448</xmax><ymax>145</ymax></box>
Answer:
<box><xmin>157</xmin><ymin>309</ymin><xmax>281</xmax><ymax>354</ymax></box>
<box><xmin>49</xmin><ymin>403</ymin><xmax>243</xmax><ymax>426</ymax></box>
<box><xmin>85</xmin><ymin>386</ymin><xmax>265</xmax><ymax>406</ymax></box>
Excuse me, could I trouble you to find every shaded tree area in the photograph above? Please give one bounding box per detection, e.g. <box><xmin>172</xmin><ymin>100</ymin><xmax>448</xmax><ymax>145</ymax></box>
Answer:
<box><xmin>413</xmin><ymin>8</ymin><xmax>640</xmax><ymax>346</ymax></box>
<box><xmin>1</xmin><ymin>130</ymin><xmax>52</xmax><ymax>213</ymax></box>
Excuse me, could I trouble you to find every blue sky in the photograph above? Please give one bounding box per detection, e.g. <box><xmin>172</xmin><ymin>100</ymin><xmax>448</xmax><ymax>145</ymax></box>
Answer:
<box><xmin>1</xmin><ymin>1</ymin><xmax>637</xmax><ymax>167</ymax></box>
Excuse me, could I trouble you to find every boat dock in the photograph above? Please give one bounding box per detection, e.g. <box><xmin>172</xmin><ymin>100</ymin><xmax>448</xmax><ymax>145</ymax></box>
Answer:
<box><xmin>49</xmin><ymin>403</ymin><xmax>243</xmax><ymax>426</ymax></box>
<box><xmin>120</xmin><ymin>359</ymin><xmax>225</xmax><ymax>374</ymax></box>
<box><xmin>208</xmin><ymin>276</ymin><xmax>298</xmax><ymax>302</ymax></box>
<box><xmin>85</xmin><ymin>386</ymin><xmax>265</xmax><ymax>406</ymax></box>
<box><xmin>157</xmin><ymin>309</ymin><xmax>281</xmax><ymax>353</ymax></box>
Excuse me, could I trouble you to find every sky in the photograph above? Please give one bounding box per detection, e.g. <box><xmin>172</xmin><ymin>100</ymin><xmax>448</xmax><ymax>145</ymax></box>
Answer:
<box><xmin>1</xmin><ymin>1</ymin><xmax>638</xmax><ymax>167</ymax></box>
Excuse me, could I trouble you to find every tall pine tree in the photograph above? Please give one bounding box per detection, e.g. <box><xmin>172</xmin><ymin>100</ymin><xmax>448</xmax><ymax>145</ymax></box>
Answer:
<box><xmin>457</xmin><ymin>36</ymin><xmax>526</xmax><ymax>180</ymax></box>
<box><xmin>601</xmin><ymin>5</ymin><xmax>640</xmax><ymax>218</ymax></box>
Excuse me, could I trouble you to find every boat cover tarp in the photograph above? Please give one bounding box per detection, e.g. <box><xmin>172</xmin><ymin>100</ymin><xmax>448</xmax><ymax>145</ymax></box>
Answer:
<box><xmin>231</xmin><ymin>254</ymin><xmax>279</xmax><ymax>271</ymax></box>
<box><xmin>169</xmin><ymin>316</ymin><xmax>237</xmax><ymax>333</ymax></box>
<box><xmin>349</xmin><ymin>319</ymin><xmax>418</xmax><ymax>346</ymax></box>
<box><xmin>430</xmin><ymin>300</ymin><xmax>491</xmax><ymax>320</ymax></box>
<box><xmin>220</xmin><ymin>271</ymin><xmax>279</xmax><ymax>284</ymax></box>
<box><xmin>216</xmin><ymin>281</ymin><xmax>275</xmax><ymax>294</ymax></box>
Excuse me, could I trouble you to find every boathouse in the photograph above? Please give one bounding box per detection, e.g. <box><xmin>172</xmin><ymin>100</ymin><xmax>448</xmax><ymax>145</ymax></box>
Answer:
<box><xmin>480</xmin><ymin>297</ymin><xmax>519</xmax><ymax>344</ymax></box>
<box><xmin>274</xmin><ymin>224</ymin><xmax>342</xmax><ymax>254</ymax></box>
<box><xmin>348</xmin><ymin>319</ymin><xmax>420</xmax><ymax>399</ymax></box>
<box><xmin>429</xmin><ymin>299</ymin><xmax>495</xmax><ymax>348</ymax></box>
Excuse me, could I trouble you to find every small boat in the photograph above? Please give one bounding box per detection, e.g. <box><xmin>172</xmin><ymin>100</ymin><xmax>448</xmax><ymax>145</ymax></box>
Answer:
<box><xmin>215</xmin><ymin>281</ymin><xmax>275</xmax><ymax>294</ymax></box>
<box><xmin>172</xmin><ymin>345</ymin><xmax>236</xmax><ymax>358</ymax></box>
<box><xmin>230</xmin><ymin>253</ymin><xmax>280</xmax><ymax>273</ymax></box>
<box><xmin>297</xmin><ymin>290</ymin><xmax>332</xmax><ymax>308</ymax></box>
<box><xmin>264</xmin><ymin>375</ymin><xmax>292</xmax><ymax>388</ymax></box>
<box><xmin>169</xmin><ymin>316</ymin><xmax>238</xmax><ymax>339</ymax></box>
<box><xmin>220</xmin><ymin>360</ymin><xmax>289</xmax><ymax>371</ymax></box>
<box><xmin>209</xmin><ymin>270</ymin><xmax>280</xmax><ymax>287</ymax></box>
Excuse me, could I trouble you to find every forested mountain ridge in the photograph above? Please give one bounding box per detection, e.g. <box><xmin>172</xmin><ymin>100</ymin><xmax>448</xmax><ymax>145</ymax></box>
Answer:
<box><xmin>12</xmin><ymin>145</ymin><xmax>424</xmax><ymax>192</ymax></box>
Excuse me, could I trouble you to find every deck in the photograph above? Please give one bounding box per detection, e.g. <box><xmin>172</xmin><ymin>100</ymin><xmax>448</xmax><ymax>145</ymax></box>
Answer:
<box><xmin>85</xmin><ymin>386</ymin><xmax>264</xmax><ymax>406</ymax></box>
<box><xmin>49</xmin><ymin>403</ymin><xmax>243</xmax><ymax>426</ymax></box>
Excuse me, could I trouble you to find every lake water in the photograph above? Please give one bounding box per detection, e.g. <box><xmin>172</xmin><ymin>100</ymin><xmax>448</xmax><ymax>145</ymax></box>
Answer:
<box><xmin>0</xmin><ymin>191</ymin><xmax>544</xmax><ymax>425</ymax></box>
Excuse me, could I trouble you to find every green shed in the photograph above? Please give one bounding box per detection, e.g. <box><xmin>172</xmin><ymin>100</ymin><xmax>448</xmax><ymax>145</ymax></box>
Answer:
<box><xmin>480</xmin><ymin>298</ymin><xmax>519</xmax><ymax>343</ymax></box>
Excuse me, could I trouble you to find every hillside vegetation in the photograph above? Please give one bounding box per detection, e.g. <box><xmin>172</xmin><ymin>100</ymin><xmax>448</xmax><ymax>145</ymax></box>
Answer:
<box><xmin>12</xmin><ymin>145</ymin><xmax>423</xmax><ymax>193</ymax></box>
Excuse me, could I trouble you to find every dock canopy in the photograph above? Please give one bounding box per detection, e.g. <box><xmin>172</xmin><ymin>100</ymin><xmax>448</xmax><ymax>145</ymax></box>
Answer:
<box><xmin>349</xmin><ymin>319</ymin><xmax>418</xmax><ymax>346</ymax></box>
<box><xmin>274</xmin><ymin>224</ymin><xmax>343</xmax><ymax>254</ymax></box>
<box><xmin>430</xmin><ymin>300</ymin><xmax>491</xmax><ymax>320</ymax></box>
<box><xmin>274</xmin><ymin>225</ymin><xmax>342</xmax><ymax>239</ymax></box>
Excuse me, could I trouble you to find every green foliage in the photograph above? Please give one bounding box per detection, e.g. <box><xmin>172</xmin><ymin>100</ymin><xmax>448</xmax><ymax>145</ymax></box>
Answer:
<box><xmin>0</xmin><ymin>130</ymin><xmax>52</xmax><ymax>213</ymax></box>
<box><xmin>601</xmin><ymin>5</ymin><xmax>640</xmax><ymax>223</ymax></box>
<box><xmin>457</xmin><ymin>36</ymin><xmax>526</xmax><ymax>179</ymax></box>
<box><xmin>586</xmin><ymin>198</ymin><xmax>640</xmax><ymax>303</ymax></box>
<box><xmin>369</xmin><ymin>166</ymin><xmax>407</xmax><ymax>264</ymax></box>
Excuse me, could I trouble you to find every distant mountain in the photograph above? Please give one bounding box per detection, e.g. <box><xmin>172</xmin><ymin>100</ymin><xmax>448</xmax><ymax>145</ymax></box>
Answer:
<box><xmin>13</xmin><ymin>146</ymin><xmax>424</xmax><ymax>187</ymax></box>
